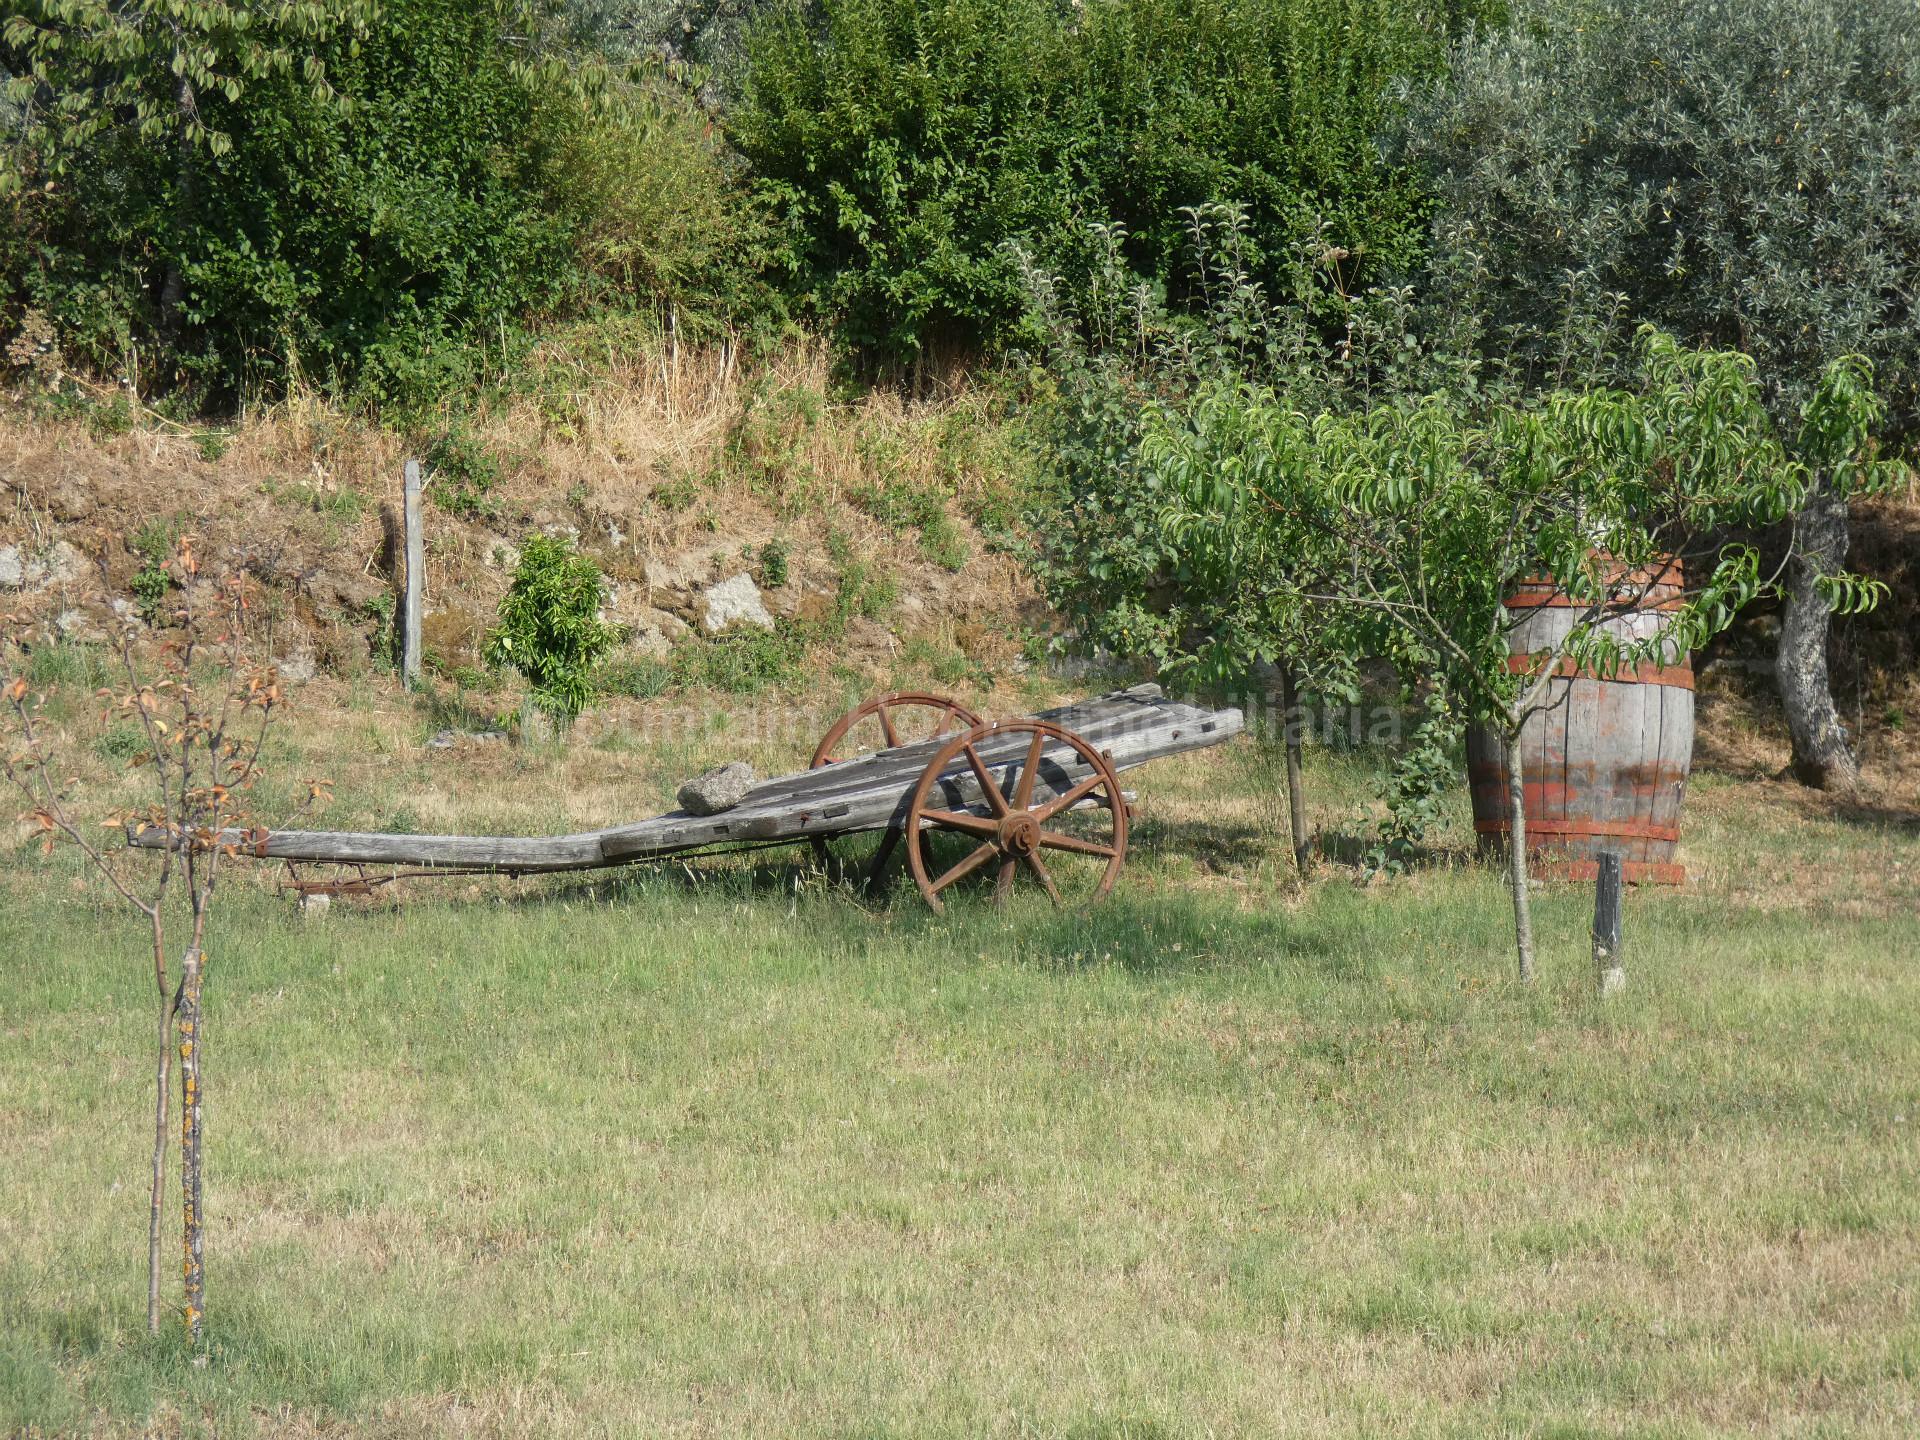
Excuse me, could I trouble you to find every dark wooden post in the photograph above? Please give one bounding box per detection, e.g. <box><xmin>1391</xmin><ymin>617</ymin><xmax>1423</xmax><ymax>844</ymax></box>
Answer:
<box><xmin>1277</xmin><ymin>663</ymin><xmax>1310</xmax><ymax>872</ymax></box>
<box><xmin>401</xmin><ymin>458</ymin><xmax>423</xmax><ymax>690</ymax></box>
<box><xmin>1593</xmin><ymin>851</ymin><xmax>1625</xmax><ymax>996</ymax></box>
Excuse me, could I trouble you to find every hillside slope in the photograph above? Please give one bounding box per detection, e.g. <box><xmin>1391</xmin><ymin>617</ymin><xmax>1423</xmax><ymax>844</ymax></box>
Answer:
<box><xmin>0</xmin><ymin>345</ymin><xmax>1041</xmax><ymax>712</ymax></box>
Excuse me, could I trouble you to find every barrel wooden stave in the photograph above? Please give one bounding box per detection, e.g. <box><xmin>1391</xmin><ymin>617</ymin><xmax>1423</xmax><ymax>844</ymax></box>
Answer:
<box><xmin>1467</xmin><ymin>565</ymin><xmax>1693</xmax><ymax>884</ymax></box>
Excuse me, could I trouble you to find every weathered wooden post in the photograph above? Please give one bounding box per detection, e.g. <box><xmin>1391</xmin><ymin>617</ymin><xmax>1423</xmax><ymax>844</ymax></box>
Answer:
<box><xmin>402</xmin><ymin>458</ymin><xmax>423</xmax><ymax>689</ymax></box>
<box><xmin>1277</xmin><ymin>663</ymin><xmax>1310</xmax><ymax>873</ymax></box>
<box><xmin>1593</xmin><ymin>851</ymin><xmax>1626</xmax><ymax>996</ymax></box>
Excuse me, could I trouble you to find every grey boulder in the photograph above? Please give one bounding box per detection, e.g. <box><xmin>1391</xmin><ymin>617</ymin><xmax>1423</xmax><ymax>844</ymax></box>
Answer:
<box><xmin>677</xmin><ymin>761</ymin><xmax>757</xmax><ymax>815</ymax></box>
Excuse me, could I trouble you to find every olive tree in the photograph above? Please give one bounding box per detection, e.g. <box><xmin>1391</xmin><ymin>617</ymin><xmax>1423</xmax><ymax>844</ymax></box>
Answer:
<box><xmin>1152</xmin><ymin>331</ymin><xmax>1892</xmax><ymax>979</ymax></box>
<box><xmin>1403</xmin><ymin>0</ymin><xmax>1920</xmax><ymax>792</ymax></box>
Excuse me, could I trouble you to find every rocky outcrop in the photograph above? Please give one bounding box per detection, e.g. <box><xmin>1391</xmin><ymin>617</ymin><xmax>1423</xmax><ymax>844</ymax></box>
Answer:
<box><xmin>696</xmin><ymin>573</ymin><xmax>774</xmax><ymax>634</ymax></box>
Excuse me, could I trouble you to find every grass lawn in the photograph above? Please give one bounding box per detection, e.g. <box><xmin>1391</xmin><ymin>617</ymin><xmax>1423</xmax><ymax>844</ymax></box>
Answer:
<box><xmin>2</xmin><ymin>682</ymin><xmax>1917</xmax><ymax>1437</ymax></box>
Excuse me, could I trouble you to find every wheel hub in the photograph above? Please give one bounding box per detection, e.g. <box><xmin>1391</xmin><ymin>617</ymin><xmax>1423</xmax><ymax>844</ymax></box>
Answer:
<box><xmin>997</xmin><ymin>811</ymin><xmax>1040</xmax><ymax>857</ymax></box>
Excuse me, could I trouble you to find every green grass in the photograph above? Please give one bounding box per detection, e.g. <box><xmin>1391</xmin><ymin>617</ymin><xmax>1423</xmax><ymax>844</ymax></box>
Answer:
<box><xmin>1</xmin><ymin>725</ymin><xmax>1917</xmax><ymax>1437</ymax></box>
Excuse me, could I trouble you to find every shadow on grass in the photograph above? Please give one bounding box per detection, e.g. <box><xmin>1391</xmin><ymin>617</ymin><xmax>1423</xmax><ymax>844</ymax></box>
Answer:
<box><xmin>1124</xmin><ymin>812</ymin><xmax>1268</xmax><ymax>873</ymax></box>
<box><xmin>1692</xmin><ymin>761</ymin><xmax>1920</xmax><ymax>832</ymax></box>
<box><xmin>992</xmin><ymin>891</ymin><xmax>1339</xmax><ymax>979</ymax></box>
<box><xmin>1313</xmin><ymin>829</ymin><xmax>1477</xmax><ymax>874</ymax></box>
<box><xmin>1829</xmin><ymin>795</ymin><xmax>1920</xmax><ymax>832</ymax></box>
<box><xmin>471</xmin><ymin>827</ymin><xmax>1343</xmax><ymax>982</ymax></box>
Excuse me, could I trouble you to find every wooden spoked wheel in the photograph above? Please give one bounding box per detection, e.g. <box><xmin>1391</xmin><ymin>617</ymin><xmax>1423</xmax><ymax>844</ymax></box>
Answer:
<box><xmin>810</xmin><ymin>691</ymin><xmax>984</xmax><ymax>767</ymax></box>
<box><xmin>809</xmin><ymin>691</ymin><xmax>984</xmax><ymax>888</ymax></box>
<box><xmin>905</xmin><ymin>720</ymin><xmax>1128</xmax><ymax>914</ymax></box>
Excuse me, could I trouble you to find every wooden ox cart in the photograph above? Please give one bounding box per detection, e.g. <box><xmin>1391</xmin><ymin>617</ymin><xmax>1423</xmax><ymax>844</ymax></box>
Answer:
<box><xmin>133</xmin><ymin>685</ymin><xmax>1243</xmax><ymax>912</ymax></box>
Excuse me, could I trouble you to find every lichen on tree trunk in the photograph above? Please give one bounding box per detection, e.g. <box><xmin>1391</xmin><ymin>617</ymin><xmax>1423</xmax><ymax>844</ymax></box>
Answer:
<box><xmin>1777</xmin><ymin>482</ymin><xmax>1860</xmax><ymax>793</ymax></box>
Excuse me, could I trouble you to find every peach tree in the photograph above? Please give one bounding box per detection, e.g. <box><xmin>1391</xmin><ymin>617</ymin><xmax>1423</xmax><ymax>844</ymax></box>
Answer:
<box><xmin>1152</xmin><ymin>330</ymin><xmax>1894</xmax><ymax>979</ymax></box>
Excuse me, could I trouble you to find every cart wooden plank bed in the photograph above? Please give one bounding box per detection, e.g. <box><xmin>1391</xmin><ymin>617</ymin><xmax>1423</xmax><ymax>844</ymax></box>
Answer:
<box><xmin>132</xmin><ymin>684</ymin><xmax>1244</xmax><ymax>911</ymax></box>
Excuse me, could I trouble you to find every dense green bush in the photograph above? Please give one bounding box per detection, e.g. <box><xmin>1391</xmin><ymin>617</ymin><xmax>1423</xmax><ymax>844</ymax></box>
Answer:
<box><xmin>730</xmin><ymin>0</ymin><xmax>1080</xmax><ymax>368</ymax></box>
<box><xmin>3</xmin><ymin>0</ymin><xmax>1501</xmax><ymax>397</ymax></box>
<box><xmin>1</xmin><ymin>0</ymin><xmax>771</xmax><ymax>409</ymax></box>
<box><xmin>551</xmin><ymin>75</ymin><xmax>779</xmax><ymax>340</ymax></box>
<box><xmin>730</xmin><ymin>0</ymin><xmax>1500</xmax><ymax>370</ymax></box>
<box><xmin>4</xmin><ymin>1</ymin><xmax>574</xmax><ymax>404</ymax></box>
<box><xmin>1064</xmin><ymin>0</ymin><xmax>1492</xmax><ymax>311</ymax></box>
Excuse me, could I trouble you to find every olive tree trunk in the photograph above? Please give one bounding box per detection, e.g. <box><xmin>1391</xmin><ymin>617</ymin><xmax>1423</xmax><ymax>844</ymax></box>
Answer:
<box><xmin>1777</xmin><ymin>484</ymin><xmax>1860</xmax><ymax>793</ymax></box>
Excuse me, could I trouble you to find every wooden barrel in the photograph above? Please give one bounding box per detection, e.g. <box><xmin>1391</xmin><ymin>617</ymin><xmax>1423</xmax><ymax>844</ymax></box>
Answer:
<box><xmin>1465</xmin><ymin>561</ymin><xmax>1692</xmax><ymax>884</ymax></box>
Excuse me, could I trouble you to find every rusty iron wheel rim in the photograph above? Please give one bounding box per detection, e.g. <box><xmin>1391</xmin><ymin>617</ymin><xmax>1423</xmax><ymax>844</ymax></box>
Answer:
<box><xmin>809</xmin><ymin>691</ymin><xmax>984</xmax><ymax>768</ymax></box>
<box><xmin>808</xmin><ymin>691</ymin><xmax>984</xmax><ymax>881</ymax></box>
<box><xmin>905</xmin><ymin>719</ymin><xmax>1128</xmax><ymax>914</ymax></box>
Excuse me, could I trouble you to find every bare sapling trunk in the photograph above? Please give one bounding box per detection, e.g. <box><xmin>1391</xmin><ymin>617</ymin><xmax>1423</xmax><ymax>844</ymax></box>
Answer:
<box><xmin>1778</xmin><ymin>482</ymin><xmax>1860</xmax><ymax>793</ymax></box>
<box><xmin>1278</xmin><ymin>663</ymin><xmax>1310</xmax><ymax>871</ymax></box>
<box><xmin>7</xmin><ymin>558</ymin><xmax>279</xmax><ymax>1348</ymax></box>
<box><xmin>147</xmin><ymin>913</ymin><xmax>173</xmax><ymax>1335</ymax></box>
<box><xmin>177</xmin><ymin>944</ymin><xmax>206</xmax><ymax>1342</ymax></box>
<box><xmin>1504</xmin><ymin>724</ymin><xmax>1535</xmax><ymax>983</ymax></box>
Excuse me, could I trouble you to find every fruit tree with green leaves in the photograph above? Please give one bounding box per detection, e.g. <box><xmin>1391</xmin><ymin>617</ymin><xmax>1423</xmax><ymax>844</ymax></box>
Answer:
<box><xmin>1151</xmin><ymin>330</ymin><xmax>1895</xmax><ymax>980</ymax></box>
<box><xmin>484</xmin><ymin>535</ymin><xmax>622</xmax><ymax>726</ymax></box>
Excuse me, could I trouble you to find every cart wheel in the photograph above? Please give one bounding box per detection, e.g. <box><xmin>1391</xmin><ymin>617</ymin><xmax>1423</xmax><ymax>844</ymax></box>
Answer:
<box><xmin>905</xmin><ymin>719</ymin><xmax>1128</xmax><ymax>914</ymax></box>
<box><xmin>808</xmin><ymin>691</ymin><xmax>984</xmax><ymax>889</ymax></box>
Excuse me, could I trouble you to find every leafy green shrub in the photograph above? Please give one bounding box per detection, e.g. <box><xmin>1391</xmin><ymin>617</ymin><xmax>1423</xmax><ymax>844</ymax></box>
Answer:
<box><xmin>1365</xmin><ymin>690</ymin><xmax>1461</xmax><ymax>877</ymax></box>
<box><xmin>757</xmin><ymin>538</ymin><xmax>791</xmax><ymax>588</ymax></box>
<box><xmin>1066</xmin><ymin>0</ymin><xmax>1488</xmax><ymax>314</ymax></box>
<box><xmin>128</xmin><ymin>518</ymin><xmax>182</xmax><ymax>622</ymax></box>
<box><xmin>732</xmin><ymin>0</ymin><xmax>1075</xmax><ymax>365</ymax></box>
<box><xmin>3</xmin><ymin>1</ymin><xmax>595</xmax><ymax>407</ymax></box>
<box><xmin>129</xmin><ymin>566</ymin><xmax>172</xmax><ymax>623</ymax></box>
<box><xmin>483</xmin><ymin>536</ymin><xmax>621</xmax><ymax>722</ymax></box>
<box><xmin>551</xmin><ymin>77</ymin><xmax>776</xmax><ymax>338</ymax></box>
